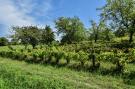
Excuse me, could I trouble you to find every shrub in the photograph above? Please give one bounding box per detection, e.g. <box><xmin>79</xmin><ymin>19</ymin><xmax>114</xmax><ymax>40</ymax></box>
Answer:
<box><xmin>12</xmin><ymin>50</ymin><xmax>23</xmax><ymax>60</ymax></box>
<box><xmin>0</xmin><ymin>37</ymin><xmax>8</xmax><ymax>46</ymax></box>
<box><xmin>53</xmin><ymin>51</ymin><xmax>64</xmax><ymax>64</ymax></box>
<box><xmin>32</xmin><ymin>50</ymin><xmax>42</xmax><ymax>63</ymax></box>
<box><xmin>125</xmin><ymin>49</ymin><xmax>135</xmax><ymax>63</ymax></box>
<box><xmin>8</xmin><ymin>45</ymin><xmax>15</xmax><ymax>51</ymax></box>
<box><xmin>0</xmin><ymin>51</ymin><xmax>7</xmax><ymax>57</ymax></box>
<box><xmin>42</xmin><ymin>51</ymin><xmax>51</xmax><ymax>63</ymax></box>
<box><xmin>111</xmin><ymin>40</ymin><xmax>135</xmax><ymax>49</ymax></box>
<box><xmin>78</xmin><ymin>51</ymin><xmax>89</xmax><ymax>66</ymax></box>
<box><xmin>73</xmin><ymin>53</ymin><xmax>80</xmax><ymax>62</ymax></box>
<box><xmin>64</xmin><ymin>52</ymin><xmax>74</xmax><ymax>64</ymax></box>
<box><xmin>97</xmin><ymin>52</ymin><xmax>115</xmax><ymax>62</ymax></box>
<box><xmin>113</xmin><ymin>57</ymin><xmax>126</xmax><ymax>73</ymax></box>
<box><xmin>89</xmin><ymin>50</ymin><xmax>100</xmax><ymax>70</ymax></box>
<box><xmin>27</xmin><ymin>49</ymin><xmax>32</xmax><ymax>52</ymax></box>
<box><xmin>112</xmin><ymin>51</ymin><xmax>127</xmax><ymax>73</ymax></box>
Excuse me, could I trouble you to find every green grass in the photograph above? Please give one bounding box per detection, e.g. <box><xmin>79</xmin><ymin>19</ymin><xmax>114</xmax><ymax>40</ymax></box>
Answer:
<box><xmin>0</xmin><ymin>57</ymin><xmax>134</xmax><ymax>89</ymax></box>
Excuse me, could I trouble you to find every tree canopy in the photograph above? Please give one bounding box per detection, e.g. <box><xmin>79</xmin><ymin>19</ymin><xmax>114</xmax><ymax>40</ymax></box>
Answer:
<box><xmin>12</xmin><ymin>26</ymin><xmax>41</xmax><ymax>48</ymax></box>
<box><xmin>55</xmin><ymin>17</ymin><xmax>86</xmax><ymax>44</ymax></box>
<box><xmin>41</xmin><ymin>25</ymin><xmax>55</xmax><ymax>45</ymax></box>
<box><xmin>100</xmin><ymin>0</ymin><xmax>135</xmax><ymax>43</ymax></box>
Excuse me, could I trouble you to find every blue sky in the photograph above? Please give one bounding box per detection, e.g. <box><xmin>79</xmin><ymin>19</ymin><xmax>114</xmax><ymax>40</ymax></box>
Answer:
<box><xmin>0</xmin><ymin>0</ymin><xmax>106</xmax><ymax>37</ymax></box>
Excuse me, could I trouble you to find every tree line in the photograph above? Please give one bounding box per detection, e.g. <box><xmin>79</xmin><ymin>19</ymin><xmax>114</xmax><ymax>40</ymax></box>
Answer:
<box><xmin>0</xmin><ymin>0</ymin><xmax>135</xmax><ymax>47</ymax></box>
<box><xmin>10</xmin><ymin>17</ymin><xmax>115</xmax><ymax>48</ymax></box>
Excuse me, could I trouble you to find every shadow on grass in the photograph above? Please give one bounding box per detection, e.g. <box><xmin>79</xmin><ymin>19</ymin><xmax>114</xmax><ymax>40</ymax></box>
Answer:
<box><xmin>25</xmin><ymin>58</ymin><xmax>118</xmax><ymax>76</ymax></box>
<box><xmin>122</xmin><ymin>71</ymin><xmax>135</xmax><ymax>85</ymax></box>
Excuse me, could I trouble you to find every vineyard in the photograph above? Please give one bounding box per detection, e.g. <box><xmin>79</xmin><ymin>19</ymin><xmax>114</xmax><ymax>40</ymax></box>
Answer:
<box><xmin>1</xmin><ymin>42</ymin><xmax>135</xmax><ymax>72</ymax></box>
<box><xmin>0</xmin><ymin>41</ymin><xmax>135</xmax><ymax>88</ymax></box>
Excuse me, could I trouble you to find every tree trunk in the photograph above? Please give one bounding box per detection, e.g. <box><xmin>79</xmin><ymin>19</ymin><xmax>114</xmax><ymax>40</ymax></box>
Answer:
<box><xmin>129</xmin><ymin>32</ymin><xmax>134</xmax><ymax>43</ymax></box>
<box><xmin>116</xmin><ymin>61</ymin><xmax>123</xmax><ymax>73</ymax></box>
<box><xmin>81</xmin><ymin>61</ymin><xmax>84</xmax><ymax>66</ymax></box>
<box><xmin>66</xmin><ymin>59</ymin><xmax>70</xmax><ymax>64</ymax></box>
<box><xmin>24</xmin><ymin>44</ymin><xmax>27</xmax><ymax>49</ymax></box>
<box><xmin>32</xmin><ymin>44</ymin><xmax>36</xmax><ymax>49</ymax></box>
<box><xmin>92</xmin><ymin>55</ymin><xmax>96</xmax><ymax>67</ymax></box>
<box><xmin>56</xmin><ymin>58</ymin><xmax>59</xmax><ymax>64</ymax></box>
<box><xmin>95</xmin><ymin>34</ymin><xmax>98</xmax><ymax>43</ymax></box>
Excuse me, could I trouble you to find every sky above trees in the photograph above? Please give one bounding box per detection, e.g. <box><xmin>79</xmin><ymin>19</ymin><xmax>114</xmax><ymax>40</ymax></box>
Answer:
<box><xmin>0</xmin><ymin>0</ymin><xmax>106</xmax><ymax>37</ymax></box>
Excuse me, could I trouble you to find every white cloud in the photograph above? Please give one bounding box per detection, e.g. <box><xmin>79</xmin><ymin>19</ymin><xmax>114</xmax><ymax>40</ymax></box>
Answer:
<box><xmin>0</xmin><ymin>0</ymin><xmax>35</xmax><ymax>26</ymax></box>
<box><xmin>0</xmin><ymin>0</ymin><xmax>52</xmax><ymax>36</ymax></box>
<box><xmin>13</xmin><ymin>0</ymin><xmax>52</xmax><ymax>17</ymax></box>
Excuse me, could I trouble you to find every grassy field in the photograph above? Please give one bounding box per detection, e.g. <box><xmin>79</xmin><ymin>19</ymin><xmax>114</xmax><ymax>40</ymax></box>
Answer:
<box><xmin>0</xmin><ymin>57</ymin><xmax>135</xmax><ymax>89</ymax></box>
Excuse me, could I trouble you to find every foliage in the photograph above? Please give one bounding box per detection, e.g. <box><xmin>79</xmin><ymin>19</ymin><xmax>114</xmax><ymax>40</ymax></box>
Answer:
<box><xmin>100</xmin><ymin>0</ymin><xmax>135</xmax><ymax>43</ymax></box>
<box><xmin>89</xmin><ymin>20</ymin><xmax>114</xmax><ymax>42</ymax></box>
<box><xmin>41</xmin><ymin>25</ymin><xmax>55</xmax><ymax>45</ymax></box>
<box><xmin>114</xmin><ymin>29</ymin><xmax>126</xmax><ymax>37</ymax></box>
<box><xmin>111</xmin><ymin>40</ymin><xmax>135</xmax><ymax>49</ymax></box>
<box><xmin>0</xmin><ymin>37</ymin><xmax>8</xmax><ymax>46</ymax></box>
<box><xmin>55</xmin><ymin>16</ymin><xmax>87</xmax><ymax>44</ymax></box>
<box><xmin>78</xmin><ymin>51</ymin><xmax>89</xmax><ymax>66</ymax></box>
<box><xmin>12</xmin><ymin>26</ymin><xmax>41</xmax><ymax>48</ymax></box>
<box><xmin>97</xmin><ymin>52</ymin><xmax>115</xmax><ymax>62</ymax></box>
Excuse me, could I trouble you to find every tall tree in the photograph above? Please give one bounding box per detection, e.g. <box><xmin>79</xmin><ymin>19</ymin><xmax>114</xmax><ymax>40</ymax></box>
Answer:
<box><xmin>101</xmin><ymin>27</ymin><xmax>114</xmax><ymax>41</ymax></box>
<box><xmin>55</xmin><ymin>17</ymin><xmax>86</xmax><ymax>44</ymax></box>
<box><xmin>89</xmin><ymin>20</ymin><xmax>99</xmax><ymax>42</ymax></box>
<box><xmin>114</xmin><ymin>29</ymin><xmax>126</xmax><ymax>37</ymax></box>
<box><xmin>41</xmin><ymin>25</ymin><xmax>55</xmax><ymax>45</ymax></box>
<box><xmin>100</xmin><ymin>0</ymin><xmax>135</xmax><ymax>43</ymax></box>
<box><xmin>12</xmin><ymin>26</ymin><xmax>41</xmax><ymax>48</ymax></box>
<box><xmin>89</xmin><ymin>20</ymin><xmax>114</xmax><ymax>42</ymax></box>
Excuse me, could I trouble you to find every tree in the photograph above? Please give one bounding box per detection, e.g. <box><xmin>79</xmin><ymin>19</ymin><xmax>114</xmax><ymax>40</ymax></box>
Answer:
<box><xmin>89</xmin><ymin>20</ymin><xmax>99</xmax><ymax>42</ymax></box>
<box><xmin>89</xmin><ymin>20</ymin><xmax>114</xmax><ymax>42</ymax></box>
<box><xmin>101</xmin><ymin>27</ymin><xmax>114</xmax><ymax>41</ymax></box>
<box><xmin>0</xmin><ymin>37</ymin><xmax>8</xmax><ymax>46</ymax></box>
<box><xmin>41</xmin><ymin>25</ymin><xmax>55</xmax><ymax>45</ymax></box>
<box><xmin>100</xmin><ymin>0</ymin><xmax>135</xmax><ymax>43</ymax></box>
<box><xmin>55</xmin><ymin>17</ymin><xmax>86</xmax><ymax>44</ymax></box>
<box><xmin>12</xmin><ymin>26</ymin><xmax>41</xmax><ymax>48</ymax></box>
<box><xmin>114</xmin><ymin>29</ymin><xmax>126</xmax><ymax>37</ymax></box>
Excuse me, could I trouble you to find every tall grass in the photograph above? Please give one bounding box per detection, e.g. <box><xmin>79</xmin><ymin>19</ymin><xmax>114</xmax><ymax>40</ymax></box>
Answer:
<box><xmin>0</xmin><ymin>57</ymin><xmax>134</xmax><ymax>89</ymax></box>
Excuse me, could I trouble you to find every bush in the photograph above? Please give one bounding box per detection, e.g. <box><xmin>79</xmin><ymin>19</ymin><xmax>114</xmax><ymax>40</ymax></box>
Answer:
<box><xmin>0</xmin><ymin>37</ymin><xmax>8</xmax><ymax>46</ymax></box>
<box><xmin>125</xmin><ymin>49</ymin><xmax>135</xmax><ymax>63</ymax></box>
<box><xmin>78</xmin><ymin>51</ymin><xmax>89</xmax><ymax>66</ymax></box>
<box><xmin>113</xmin><ymin>57</ymin><xmax>126</xmax><ymax>73</ymax></box>
<box><xmin>89</xmin><ymin>52</ymin><xmax>100</xmax><ymax>70</ymax></box>
<box><xmin>53</xmin><ymin>51</ymin><xmax>64</xmax><ymax>64</ymax></box>
<box><xmin>111</xmin><ymin>40</ymin><xmax>135</xmax><ymax>49</ymax></box>
<box><xmin>73</xmin><ymin>53</ymin><xmax>80</xmax><ymax>62</ymax></box>
<box><xmin>32</xmin><ymin>50</ymin><xmax>43</xmax><ymax>63</ymax></box>
<box><xmin>97</xmin><ymin>52</ymin><xmax>115</xmax><ymax>62</ymax></box>
<box><xmin>112</xmin><ymin>51</ymin><xmax>127</xmax><ymax>73</ymax></box>
<box><xmin>0</xmin><ymin>51</ymin><xmax>7</xmax><ymax>57</ymax></box>
<box><xmin>8</xmin><ymin>45</ymin><xmax>15</xmax><ymax>51</ymax></box>
<box><xmin>64</xmin><ymin>52</ymin><xmax>74</xmax><ymax>64</ymax></box>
